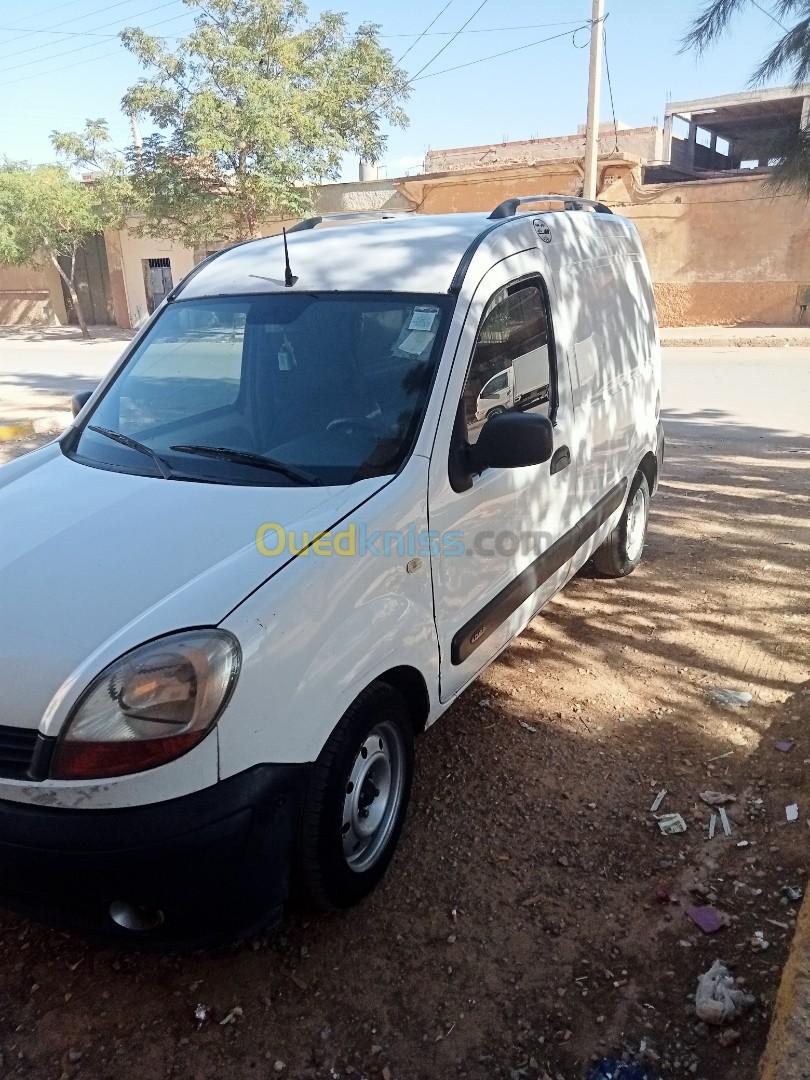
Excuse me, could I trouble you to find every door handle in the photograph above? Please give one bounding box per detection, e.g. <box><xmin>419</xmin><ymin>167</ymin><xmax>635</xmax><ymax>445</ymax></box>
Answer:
<box><xmin>550</xmin><ymin>445</ymin><xmax>571</xmax><ymax>475</ymax></box>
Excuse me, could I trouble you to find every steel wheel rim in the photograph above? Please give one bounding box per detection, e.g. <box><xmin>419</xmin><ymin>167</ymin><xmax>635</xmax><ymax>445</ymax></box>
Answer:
<box><xmin>625</xmin><ymin>486</ymin><xmax>647</xmax><ymax>561</ymax></box>
<box><xmin>342</xmin><ymin>721</ymin><xmax>406</xmax><ymax>873</ymax></box>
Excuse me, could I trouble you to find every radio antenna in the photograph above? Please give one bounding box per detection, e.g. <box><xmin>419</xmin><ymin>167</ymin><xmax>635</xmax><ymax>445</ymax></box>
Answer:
<box><xmin>282</xmin><ymin>228</ymin><xmax>298</xmax><ymax>288</ymax></box>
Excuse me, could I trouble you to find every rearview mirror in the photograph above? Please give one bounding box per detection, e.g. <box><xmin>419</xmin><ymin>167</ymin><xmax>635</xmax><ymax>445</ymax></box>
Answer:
<box><xmin>71</xmin><ymin>390</ymin><xmax>93</xmax><ymax>418</ymax></box>
<box><xmin>468</xmin><ymin>411</ymin><xmax>554</xmax><ymax>473</ymax></box>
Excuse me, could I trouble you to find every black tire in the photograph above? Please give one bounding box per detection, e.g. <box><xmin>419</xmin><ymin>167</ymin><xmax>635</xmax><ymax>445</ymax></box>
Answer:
<box><xmin>487</xmin><ymin>405</ymin><xmax>506</xmax><ymax>420</ymax></box>
<box><xmin>296</xmin><ymin>682</ymin><xmax>414</xmax><ymax>911</ymax></box>
<box><xmin>591</xmin><ymin>471</ymin><xmax>650</xmax><ymax>578</ymax></box>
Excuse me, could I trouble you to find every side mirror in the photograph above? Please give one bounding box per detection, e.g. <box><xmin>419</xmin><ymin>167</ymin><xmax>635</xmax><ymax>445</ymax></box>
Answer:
<box><xmin>71</xmin><ymin>390</ymin><xmax>93</xmax><ymax>418</ymax></box>
<box><xmin>468</xmin><ymin>411</ymin><xmax>554</xmax><ymax>473</ymax></box>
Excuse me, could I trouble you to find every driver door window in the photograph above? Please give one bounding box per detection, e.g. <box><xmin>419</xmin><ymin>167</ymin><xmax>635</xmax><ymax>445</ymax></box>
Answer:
<box><xmin>462</xmin><ymin>279</ymin><xmax>553</xmax><ymax>445</ymax></box>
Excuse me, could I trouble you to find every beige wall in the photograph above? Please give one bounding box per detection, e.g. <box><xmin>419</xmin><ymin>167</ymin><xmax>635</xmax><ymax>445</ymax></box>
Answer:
<box><xmin>117</xmin><ymin>223</ymin><xmax>196</xmax><ymax>328</ymax></box>
<box><xmin>0</xmin><ymin>261</ymin><xmax>68</xmax><ymax>326</ymax></box>
<box><xmin>617</xmin><ymin>174</ymin><xmax>810</xmax><ymax>326</ymax></box>
<box><xmin>393</xmin><ymin>162</ymin><xmax>810</xmax><ymax>326</ymax></box>
<box><xmin>111</xmin><ymin>160</ymin><xmax>810</xmax><ymax>330</ymax></box>
<box><xmin>426</xmin><ymin>127</ymin><xmax>663</xmax><ymax>173</ymax></box>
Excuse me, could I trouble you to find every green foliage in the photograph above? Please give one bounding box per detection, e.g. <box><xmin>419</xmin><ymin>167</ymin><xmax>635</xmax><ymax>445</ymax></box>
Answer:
<box><xmin>118</xmin><ymin>0</ymin><xmax>410</xmax><ymax>243</ymax></box>
<box><xmin>683</xmin><ymin>0</ymin><xmax>810</xmax><ymax>195</ymax></box>
<box><xmin>0</xmin><ymin>160</ymin><xmax>119</xmax><ymax>267</ymax></box>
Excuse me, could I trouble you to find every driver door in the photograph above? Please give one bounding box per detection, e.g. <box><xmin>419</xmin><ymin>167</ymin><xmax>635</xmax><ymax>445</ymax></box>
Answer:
<box><xmin>428</xmin><ymin>254</ymin><xmax>579</xmax><ymax>702</ymax></box>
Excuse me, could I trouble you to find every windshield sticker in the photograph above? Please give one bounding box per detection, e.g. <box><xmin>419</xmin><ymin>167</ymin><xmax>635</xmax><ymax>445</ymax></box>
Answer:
<box><xmin>398</xmin><ymin>330</ymin><xmax>433</xmax><ymax>356</ymax></box>
<box><xmin>533</xmin><ymin>219</ymin><xmax>552</xmax><ymax>244</ymax></box>
<box><xmin>409</xmin><ymin>307</ymin><xmax>438</xmax><ymax>332</ymax></box>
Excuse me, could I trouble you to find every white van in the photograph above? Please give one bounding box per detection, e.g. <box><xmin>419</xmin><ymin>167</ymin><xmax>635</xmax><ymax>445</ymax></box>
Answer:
<box><xmin>0</xmin><ymin>197</ymin><xmax>663</xmax><ymax>938</ymax></box>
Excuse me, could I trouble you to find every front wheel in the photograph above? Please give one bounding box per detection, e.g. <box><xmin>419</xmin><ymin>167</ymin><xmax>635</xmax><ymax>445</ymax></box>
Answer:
<box><xmin>297</xmin><ymin>682</ymin><xmax>414</xmax><ymax>911</ymax></box>
<box><xmin>591</xmin><ymin>472</ymin><xmax>650</xmax><ymax>577</ymax></box>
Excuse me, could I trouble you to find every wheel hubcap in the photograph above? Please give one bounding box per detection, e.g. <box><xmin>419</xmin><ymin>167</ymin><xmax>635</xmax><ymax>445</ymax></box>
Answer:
<box><xmin>342</xmin><ymin>721</ymin><xmax>405</xmax><ymax>873</ymax></box>
<box><xmin>625</xmin><ymin>486</ymin><xmax>647</xmax><ymax>561</ymax></box>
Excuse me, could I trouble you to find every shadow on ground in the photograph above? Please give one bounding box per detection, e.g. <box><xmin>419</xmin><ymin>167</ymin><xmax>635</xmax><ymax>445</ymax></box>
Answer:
<box><xmin>0</xmin><ymin>326</ymin><xmax>134</xmax><ymax>344</ymax></box>
<box><xmin>0</xmin><ymin>409</ymin><xmax>807</xmax><ymax>1080</ymax></box>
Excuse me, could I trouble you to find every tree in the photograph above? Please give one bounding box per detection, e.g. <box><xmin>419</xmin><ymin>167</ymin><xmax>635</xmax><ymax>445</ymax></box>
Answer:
<box><xmin>683</xmin><ymin>0</ymin><xmax>810</xmax><ymax>195</ymax></box>
<box><xmin>116</xmin><ymin>0</ymin><xmax>409</xmax><ymax>245</ymax></box>
<box><xmin>0</xmin><ymin>150</ymin><xmax>127</xmax><ymax>337</ymax></box>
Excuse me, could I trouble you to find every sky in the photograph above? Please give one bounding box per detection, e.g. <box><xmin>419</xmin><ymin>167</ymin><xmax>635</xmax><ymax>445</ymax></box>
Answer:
<box><xmin>0</xmin><ymin>0</ymin><xmax>796</xmax><ymax>178</ymax></box>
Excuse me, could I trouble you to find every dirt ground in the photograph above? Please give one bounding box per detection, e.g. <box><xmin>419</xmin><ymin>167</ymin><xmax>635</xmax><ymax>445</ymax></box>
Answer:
<box><xmin>0</xmin><ymin>358</ymin><xmax>808</xmax><ymax>1080</ymax></box>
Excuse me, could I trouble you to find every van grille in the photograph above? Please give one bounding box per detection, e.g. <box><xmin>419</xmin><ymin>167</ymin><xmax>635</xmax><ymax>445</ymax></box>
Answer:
<box><xmin>0</xmin><ymin>724</ymin><xmax>39</xmax><ymax>780</ymax></box>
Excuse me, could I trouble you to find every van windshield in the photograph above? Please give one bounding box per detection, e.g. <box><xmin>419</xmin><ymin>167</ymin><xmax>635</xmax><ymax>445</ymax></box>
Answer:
<box><xmin>71</xmin><ymin>292</ymin><xmax>451</xmax><ymax>486</ymax></box>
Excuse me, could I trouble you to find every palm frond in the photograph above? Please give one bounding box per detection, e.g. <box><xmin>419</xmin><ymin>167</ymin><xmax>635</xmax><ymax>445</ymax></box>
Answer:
<box><xmin>765</xmin><ymin>123</ymin><xmax>810</xmax><ymax>198</ymax></box>
<box><xmin>680</xmin><ymin>0</ymin><xmax>751</xmax><ymax>54</ymax></box>
<box><xmin>750</xmin><ymin>16</ymin><xmax>810</xmax><ymax>83</ymax></box>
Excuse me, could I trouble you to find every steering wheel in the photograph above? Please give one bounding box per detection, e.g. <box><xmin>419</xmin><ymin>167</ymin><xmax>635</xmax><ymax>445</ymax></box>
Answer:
<box><xmin>327</xmin><ymin>416</ymin><xmax>390</xmax><ymax>437</ymax></box>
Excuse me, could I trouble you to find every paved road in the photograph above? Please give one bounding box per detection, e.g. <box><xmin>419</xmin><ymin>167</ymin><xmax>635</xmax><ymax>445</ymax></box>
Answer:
<box><xmin>663</xmin><ymin>346</ymin><xmax>810</xmax><ymax>438</ymax></box>
<box><xmin>0</xmin><ymin>331</ymin><xmax>130</xmax><ymax>427</ymax></box>
<box><xmin>1</xmin><ymin>336</ymin><xmax>809</xmax><ymax>433</ymax></box>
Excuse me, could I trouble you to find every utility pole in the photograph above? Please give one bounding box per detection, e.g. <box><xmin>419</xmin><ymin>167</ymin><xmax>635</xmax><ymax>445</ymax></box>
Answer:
<box><xmin>582</xmin><ymin>0</ymin><xmax>605</xmax><ymax>201</ymax></box>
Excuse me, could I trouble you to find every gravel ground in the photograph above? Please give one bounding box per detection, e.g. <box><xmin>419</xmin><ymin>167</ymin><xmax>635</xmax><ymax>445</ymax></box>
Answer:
<box><xmin>0</xmin><ymin>353</ymin><xmax>808</xmax><ymax>1080</ymax></box>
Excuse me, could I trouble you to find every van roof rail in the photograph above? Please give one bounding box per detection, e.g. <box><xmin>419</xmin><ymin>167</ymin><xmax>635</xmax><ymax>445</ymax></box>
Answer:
<box><xmin>287</xmin><ymin>210</ymin><xmax>416</xmax><ymax>233</ymax></box>
<box><xmin>488</xmin><ymin>195</ymin><xmax>613</xmax><ymax>219</ymax></box>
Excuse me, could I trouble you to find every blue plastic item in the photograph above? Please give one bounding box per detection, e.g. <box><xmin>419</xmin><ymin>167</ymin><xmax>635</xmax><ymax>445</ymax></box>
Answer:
<box><xmin>587</xmin><ymin>1061</ymin><xmax>661</xmax><ymax>1080</ymax></box>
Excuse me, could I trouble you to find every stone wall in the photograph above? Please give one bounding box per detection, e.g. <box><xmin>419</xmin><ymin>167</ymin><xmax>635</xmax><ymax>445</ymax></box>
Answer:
<box><xmin>425</xmin><ymin>127</ymin><xmax>663</xmax><ymax>173</ymax></box>
<box><xmin>0</xmin><ymin>262</ymin><xmax>67</xmax><ymax>326</ymax></box>
<box><xmin>394</xmin><ymin>161</ymin><xmax>810</xmax><ymax>327</ymax></box>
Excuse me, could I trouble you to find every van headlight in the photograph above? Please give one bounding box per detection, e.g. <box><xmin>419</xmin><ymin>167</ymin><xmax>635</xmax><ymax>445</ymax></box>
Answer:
<box><xmin>50</xmin><ymin>630</ymin><xmax>241</xmax><ymax>780</ymax></box>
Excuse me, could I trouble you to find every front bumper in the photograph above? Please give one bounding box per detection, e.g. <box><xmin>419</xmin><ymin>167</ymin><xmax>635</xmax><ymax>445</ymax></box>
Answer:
<box><xmin>0</xmin><ymin>763</ymin><xmax>310</xmax><ymax>943</ymax></box>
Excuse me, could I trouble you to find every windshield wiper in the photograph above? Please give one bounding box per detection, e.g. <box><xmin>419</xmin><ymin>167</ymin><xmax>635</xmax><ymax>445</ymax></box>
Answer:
<box><xmin>169</xmin><ymin>444</ymin><xmax>322</xmax><ymax>486</ymax></box>
<box><xmin>89</xmin><ymin>425</ymin><xmax>174</xmax><ymax>479</ymax></box>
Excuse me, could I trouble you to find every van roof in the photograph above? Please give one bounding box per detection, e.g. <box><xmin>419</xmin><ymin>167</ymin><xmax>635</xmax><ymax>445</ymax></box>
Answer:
<box><xmin>176</xmin><ymin>203</ymin><xmax>628</xmax><ymax>301</ymax></box>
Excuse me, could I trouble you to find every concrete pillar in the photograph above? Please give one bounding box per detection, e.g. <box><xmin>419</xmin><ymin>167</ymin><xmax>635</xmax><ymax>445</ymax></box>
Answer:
<box><xmin>685</xmin><ymin>120</ymin><xmax>698</xmax><ymax>171</ymax></box>
<box><xmin>801</xmin><ymin>96</ymin><xmax>810</xmax><ymax>130</ymax></box>
<box><xmin>662</xmin><ymin>114</ymin><xmax>673</xmax><ymax>164</ymax></box>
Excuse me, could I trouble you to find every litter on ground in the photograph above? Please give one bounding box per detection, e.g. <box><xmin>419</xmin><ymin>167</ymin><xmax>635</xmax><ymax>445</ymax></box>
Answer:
<box><xmin>708</xmin><ymin>812</ymin><xmax>717</xmax><ymax>840</ymax></box>
<box><xmin>786</xmin><ymin>804</ymin><xmax>799</xmax><ymax>823</ymax></box>
<box><xmin>707</xmin><ymin>689</ymin><xmax>752</xmax><ymax>708</ymax></box>
<box><xmin>719</xmin><ymin>807</ymin><xmax>732</xmax><ymax>836</ymax></box>
<box><xmin>587</xmin><ymin>1060</ymin><xmax>662</xmax><ymax>1080</ymax></box>
<box><xmin>686</xmin><ymin>905</ymin><xmax>729</xmax><ymax>934</ymax></box>
<box><xmin>774</xmin><ymin>739</ymin><xmax>795</xmax><ymax>753</ymax></box>
<box><xmin>694</xmin><ymin>959</ymin><xmax>756</xmax><ymax>1025</ymax></box>
<box><xmin>699</xmin><ymin>790</ymin><xmax>736</xmax><ymax>807</ymax></box>
<box><xmin>657</xmin><ymin>812</ymin><xmax>687</xmax><ymax>835</ymax></box>
<box><xmin>649</xmin><ymin>789</ymin><xmax>667</xmax><ymax>813</ymax></box>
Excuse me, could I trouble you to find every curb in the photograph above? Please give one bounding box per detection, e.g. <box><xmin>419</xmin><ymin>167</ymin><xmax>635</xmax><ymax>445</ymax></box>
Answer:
<box><xmin>759</xmin><ymin>888</ymin><xmax>810</xmax><ymax>1080</ymax></box>
<box><xmin>0</xmin><ymin>421</ymin><xmax>36</xmax><ymax>443</ymax></box>
<box><xmin>661</xmin><ymin>335</ymin><xmax>810</xmax><ymax>348</ymax></box>
<box><xmin>0</xmin><ymin>417</ymin><xmax>67</xmax><ymax>444</ymax></box>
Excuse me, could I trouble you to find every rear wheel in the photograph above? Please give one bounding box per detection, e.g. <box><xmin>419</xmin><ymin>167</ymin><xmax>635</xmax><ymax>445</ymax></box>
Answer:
<box><xmin>591</xmin><ymin>471</ymin><xmax>650</xmax><ymax>578</ymax></box>
<box><xmin>297</xmin><ymin>682</ymin><xmax>414</xmax><ymax>911</ymax></box>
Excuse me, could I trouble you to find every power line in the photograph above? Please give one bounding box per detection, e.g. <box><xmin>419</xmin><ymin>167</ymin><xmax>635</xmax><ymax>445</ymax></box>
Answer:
<box><xmin>0</xmin><ymin>17</ymin><xmax>594</xmax><ymax>46</ymax></box>
<box><xmin>411</xmin><ymin>24</ymin><xmax>590</xmax><ymax>82</ymax></box>
<box><xmin>383</xmin><ymin>21</ymin><xmax>594</xmax><ymax>38</ymax></box>
<box><xmin>0</xmin><ymin>25</ymin><xmax>126</xmax><ymax>38</ymax></box>
<box><xmin>395</xmin><ymin>1</ymin><xmax>453</xmax><ymax>64</ymax></box>
<box><xmin>0</xmin><ymin>0</ymin><xmax>163</xmax><ymax>52</ymax></box>
<box><xmin>602</xmin><ymin>21</ymin><xmax>620</xmax><ymax>153</ymax></box>
<box><xmin>0</xmin><ymin>1</ymin><xmax>184</xmax><ymax>71</ymax></box>
<box><xmin>0</xmin><ymin>12</ymin><xmax>192</xmax><ymax>86</ymax></box>
<box><xmin>0</xmin><ymin>0</ymin><xmax>116</xmax><ymax>41</ymax></box>
<box><xmin>410</xmin><ymin>0</ymin><xmax>491</xmax><ymax>81</ymax></box>
<box><xmin>750</xmin><ymin>0</ymin><xmax>788</xmax><ymax>32</ymax></box>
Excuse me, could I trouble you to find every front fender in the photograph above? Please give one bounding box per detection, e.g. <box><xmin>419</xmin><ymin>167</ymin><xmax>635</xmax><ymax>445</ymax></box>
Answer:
<box><xmin>218</xmin><ymin>459</ymin><xmax>440</xmax><ymax>772</ymax></box>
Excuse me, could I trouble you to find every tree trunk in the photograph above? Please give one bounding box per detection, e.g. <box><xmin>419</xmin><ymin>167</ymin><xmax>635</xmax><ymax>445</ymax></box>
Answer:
<box><xmin>49</xmin><ymin>249</ymin><xmax>90</xmax><ymax>338</ymax></box>
<box><xmin>68</xmin><ymin>280</ymin><xmax>90</xmax><ymax>339</ymax></box>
